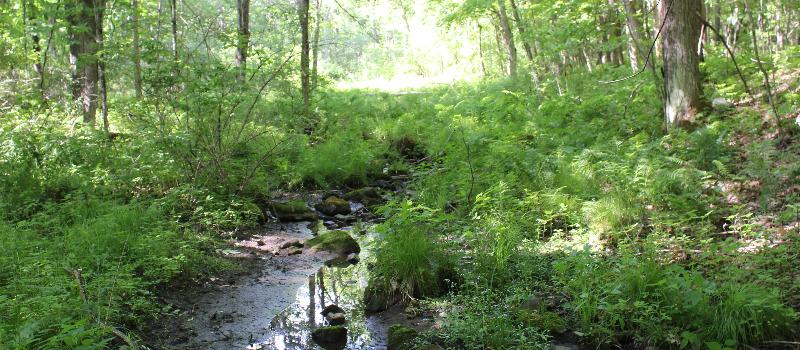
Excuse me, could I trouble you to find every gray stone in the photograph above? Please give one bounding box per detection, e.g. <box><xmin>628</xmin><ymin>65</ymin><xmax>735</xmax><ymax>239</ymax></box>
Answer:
<box><xmin>712</xmin><ymin>97</ymin><xmax>734</xmax><ymax>110</ymax></box>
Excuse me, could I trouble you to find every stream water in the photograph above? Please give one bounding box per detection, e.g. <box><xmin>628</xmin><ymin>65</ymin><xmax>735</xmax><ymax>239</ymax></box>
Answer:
<box><xmin>166</xmin><ymin>218</ymin><xmax>412</xmax><ymax>350</ymax></box>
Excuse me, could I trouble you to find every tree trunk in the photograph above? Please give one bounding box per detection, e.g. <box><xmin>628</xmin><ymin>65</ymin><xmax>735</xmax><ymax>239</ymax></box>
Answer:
<box><xmin>623</xmin><ymin>0</ymin><xmax>662</xmax><ymax>106</ymax></box>
<box><xmin>297</xmin><ymin>0</ymin><xmax>310</xmax><ymax>118</ymax></box>
<box><xmin>508</xmin><ymin>0</ymin><xmax>533</xmax><ymax>61</ymax></box>
<box><xmin>746</xmin><ymin>0</ymin><xmax>783</xmax><ymax>137</ymax></box>
<box><xmin>311</xmin><ymin>0</ymin><xmax>321</xmax><ymax>91</ymax></box>
<box><xmin>478</xmin><ymin>24</ymin><xmax>487</xmax><ymax>76</ymax></box>
<box><xmin>235</xmin><ymin>0</ymin><xmax>250</xmax><ymax>79</ymax></box>
<box><xmin>68</xmin><ymin>0</ymin><xmax>103</xmax><ymax>126</ymax></box>
<box><xmin>27</xmin><ymin>0</ymin><xmax>44</xmax><ymax>99</ymax></box>
<box><xmin>494</xmin><ymin>0</ymin><xmax>517</xmax><ymax>76</ymax></box>
<box><xmin>95</xmin><ymin>0</ymin><xmax>108</xmax><ymax>131</ymax></box>
<box><xmin>170</xmin><ymin>0</ymin><xmax>179</xmax><ymax>70</ymax></box>
<box><xmin>658</xmin><ymin>0</ymin><xmax>704</xmax><ymax>128</ymax></box>
<box><xmin>132</xmin><ymin>0</ymin><xmax>143</xmax><ymax>98</ymax></box>
<box><xmin>608</xmin><ymin>0</ymin><xmax>625</xmax><ymax>66</ymax></box>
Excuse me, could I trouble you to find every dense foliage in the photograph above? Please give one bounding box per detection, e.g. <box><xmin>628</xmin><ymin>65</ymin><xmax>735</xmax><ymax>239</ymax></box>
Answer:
<box><xmin>1</xmin><ymin>0</ymin><xmax>800</xmax><ymax>349</ymax></box>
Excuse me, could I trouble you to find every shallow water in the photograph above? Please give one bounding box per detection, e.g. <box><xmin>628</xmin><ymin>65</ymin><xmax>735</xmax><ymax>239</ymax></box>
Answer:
<box><xmin>252</xmin><ymin>261</ymin><xmax>393</xmax><ymax>350</ymax></box>
<box><xmin>167</xmin><ymin>220</ymin><xmax>399</xmax><ymax>350</ymax></box>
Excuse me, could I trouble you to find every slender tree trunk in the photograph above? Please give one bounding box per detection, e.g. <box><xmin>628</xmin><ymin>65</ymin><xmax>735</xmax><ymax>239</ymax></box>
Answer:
<box><xmin>297</xmin><ymin>0</ymin><xmax>310</xmax><ymax>118</ymax></box>
<box><xmin>652</xmin><ymin>0</ymin><xmax>662</xmax><ymax>60</ymax></box>
<box><xmin>493</xmin><ymin>21</ymin><xmax>506</xmax><ymax>74</ymax></box>
<box><xmin>95</xmin><ymin>0</ymin><xmax>108</xmax><ymax>131</ymax></box>
<box><xmin>713</xmin><ymin>0</ymin><xmax>721</xmax><ymax>43</ymax></box>
<box><xmin>235</xmin><ymin>0</ymin><xmax>250</xmax><ymax>80</ymax></box>
<box><xmin>659</xmin><ymin>0</ymin><xmax>704</xmax><ymax>128</ymax></box>
<box><xmin>170</xmin><ymin>0</ymin><xmax>179</xmax><ymax>70</ymax></box>
<box><xmin>27</xmin><ymin>0</ymin><xmax>44</xmax><ymax>99</ymax></box>
<box><xmin>478</xmin><ymin>23</ymin><xmax>487</xmax><ymax>76</ymax></box>
<box><xmin>746</xmin><ymin>0</ymin><xmax>783</xmax><ymax>137</ymax></box>
<box><xmin>508</xmin><ymin>0</ymin><xmax>533</xmax><ymax>61</ymax></box>
<box><xmin>494</xmin><ymin>0</ymin><xmax>517</xmax><ymax>76</ymax></box>
<box><xmin>622</xmin><ymin>0</ymin><xmax>646</xmax><ymax>70</ymax></box>
<box><xmin>582</xmin><ymin>47</ymin><xmax>594</xmax><ymax>72</ymax></box>
<box><xmin>132</xmin><ymin>0</ymin><xmax>143</xmax><ymax>98</ymax></box>
<box><xmin>311</xmin><ymin>0</ymin><xmax>321</xmax><ymax>91</ymax></box>
<box><xmin>609</xmin><ymin>0</ymin><xmax>625</xmax><ymax>66</ymax></box>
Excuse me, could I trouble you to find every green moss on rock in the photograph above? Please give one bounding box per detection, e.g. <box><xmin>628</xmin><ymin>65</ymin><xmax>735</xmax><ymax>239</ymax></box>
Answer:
<box><xmin>315</xmin><ymin>196</ymin><xmax>351</xmax><ymax>216</ymax></box>
<box><xmin>306</xmin><ymin>230</ymin><xmax>360</xmax><ymax>255</ymax></box>
<box><xmin>388</xmin><ymin>324</ymin><xmax>418</xmax><ymax>350</ymax></box>
<box><xmin>270</xmin><ymin>199</ymin><xmax>318</xmax><ymax>221</ymax></box>
<box><xmin>311</xmin><ymin>325</ymin><xmax>347</xmax><ymax>348</ymax></box>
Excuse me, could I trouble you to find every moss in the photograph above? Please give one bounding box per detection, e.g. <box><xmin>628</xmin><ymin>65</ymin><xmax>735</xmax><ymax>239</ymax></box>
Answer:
<box><xmin>388</xmin><ymin>324</ymin><xmax>418</xmax><ymax>350</ymax></box>
<box><xmin>315</xmin><ymin>196</ymin><xmax>351</xmax><ymax>216</ymax></box>
<box><xmin>311</xmin><ymin>325</ymin><xmax>347</xmax><ymax>347</ymax></box>
<box><xmin>270</xmin><ymin>199</ymin><xmax>318</xmax><ymax>221</ymax></box>
<box><xmin>306</xmin><ymin>230</ymin><xmax>360</xmax><ymax>255</ymax></box>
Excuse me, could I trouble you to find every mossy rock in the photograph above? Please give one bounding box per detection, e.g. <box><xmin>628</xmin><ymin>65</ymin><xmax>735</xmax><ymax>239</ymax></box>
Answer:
<box><xmin>388</xmin><ymin>324</ymin><xmax>418</xmax><ymax>350</ymax></box>
<box><xmin>306</xmin><ymin>230</ymin><xmax>360</xmax><ymax>255</ymax></box>
<box><xmin>315</xmin><ymin>196</ymin><xmax>351</xmax><ymax>216</ymax></box>
<box><xmin>270</xmin><ymin>199</ymin><xmax>318</xmax><ymax>221</ymax></box>
<box><xmin>516</xmin><ymin>309</ymin><xmax>567</xmax><ymax>333</ymax></box>
<box><xmin>343</xmin><ymin>187</ymin><xmax>383</xmax><ymax>206</ymax></box>
<box><xmin>363</xmin><ymin>281</ymin><xmax>401</xmax><ymax>314</ymax></box>
<box><xmin>311</xmin><ymin>326</ymin><xmax>347</xmax><ymax>349</ymax></box>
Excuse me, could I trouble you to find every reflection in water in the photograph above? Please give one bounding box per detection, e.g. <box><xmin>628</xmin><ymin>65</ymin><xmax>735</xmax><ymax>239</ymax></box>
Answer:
<box><xmin>254</xmin><ymin>259</ymin><xmax>390</xmax><ymax>350</ymax></box>
<box><xmin>254</xmin><ymin>224</ymin><xmax>393</xmax><ymax>350</ymax></box>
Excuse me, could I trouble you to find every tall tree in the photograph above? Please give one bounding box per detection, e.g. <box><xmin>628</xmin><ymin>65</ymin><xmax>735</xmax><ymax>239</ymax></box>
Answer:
<box><xmin>170</xmin><ymin>0</ymin><xmax>179</xmax><ymax>70</ymax></box>
<box><xmin>95</xmin><ymin>0</ymin><xmax>108</xmax><ymax>131</ymax></box>
<box><xmin>508</xmin><ymin>0</ymin><xmax>533</xmax><ymax>61</ymax></box>
<box><xmin>311</xmin><ymin>0</ymin><xmax>321</xmax><ymax>90</ymax></box>
<box><xmin>68</xmin><ymin>0</ymin><xmax>105</xmax><ymax>125</ymax></box>
<box><xmin>298</xmin><ymin>0</ymin><xmax>311</xmax><ymax>117</ymax></box>
<box><xmin>132</xmin><ymin>0</ymin><xmax>143</xmax><ymax>98</ymax></box>
<box><xmin>235</xmin><ymin>0</ymin><xmax>250</xmax><ymax>79</ymax></box>
<box><xmin>622</xmin><ymin>0</ymin><xmax>644</xmax><ymax>71</ymax></box>
<box><xmin>494</xmin><ymin>0</ymin><xmax>517</xmax><ymax>76</ymax></box>
<box><xmin>658</xmin><ymin>0</ymin><xmax>704</xmax><ymax>127</ymax></box>
<box><xmin>26</xmin><ymin>0</ymin><xmax>45</xmax><ymax>99</ymax></box>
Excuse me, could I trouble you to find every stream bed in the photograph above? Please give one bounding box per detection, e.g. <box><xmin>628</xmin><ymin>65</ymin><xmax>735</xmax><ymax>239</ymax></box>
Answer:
<box><xmin>163</xmin><ymin>217</ymin><xmax>427</xmax><ymax>350</ymax></box>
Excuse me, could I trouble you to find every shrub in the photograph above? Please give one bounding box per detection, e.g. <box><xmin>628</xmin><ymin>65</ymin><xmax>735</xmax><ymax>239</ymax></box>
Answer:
<box><xmin>371</xmin><ymin>200</ymin><xmax>453</xmax><ymax>300</ymax></box>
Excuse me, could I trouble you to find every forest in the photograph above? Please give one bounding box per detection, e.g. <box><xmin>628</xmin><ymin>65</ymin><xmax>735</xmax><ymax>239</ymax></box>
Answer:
<box><xmin>1</xmin><ymin>0</ymin><xmax>800</xmax><ymax>349</ymax></box>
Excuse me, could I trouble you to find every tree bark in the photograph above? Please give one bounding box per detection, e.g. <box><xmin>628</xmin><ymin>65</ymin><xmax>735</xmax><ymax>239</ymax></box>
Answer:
<box><xmin>311</xmin><ymin>0</ymin><xmax>321</xmax><ymax>91</ymax></box>
<box><xmin>658</xmin><ymin>0</ymin><xmax>704</xmax><ymax>128</ymax></box>
<box><xmin>132</xmin><ymin>0</ymin><xmax>143</xmax><ymax>98</ymax></box>
<box><xmin>68</xmin><ymin>0</ymin><xmax>103</xmax><ymax>126</ymax></box>
<box><xmin>235</xmin><ymin>0</ymin><xmax>250</xmax><ymax>79</ymax></box>
<box><xmin>297</xmin><ymin>0</ymin><xmax>310</xmax><ymax>118</ymax></box>
<box><xmin>95</xmin><ymin>0</ymin><xmax>108</xmax><ymax>131</ymax></box>
<box><xmin>494</xmin><ymin>0</ymin><xmax>517</xmax><ymax>76</ymax></box>
<box><xmin>170</xmin><ymin>0</ymin><xmax>179</xmax><ymax>70</ymax></box>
